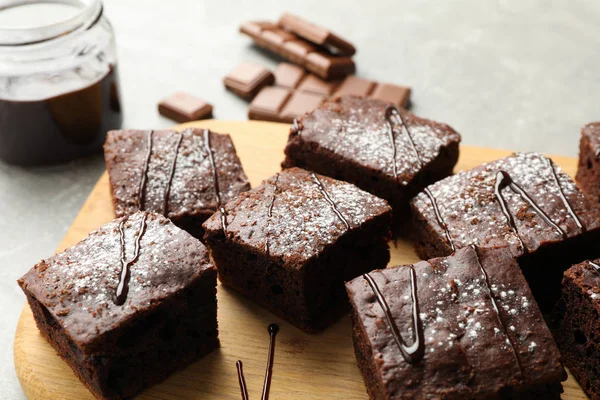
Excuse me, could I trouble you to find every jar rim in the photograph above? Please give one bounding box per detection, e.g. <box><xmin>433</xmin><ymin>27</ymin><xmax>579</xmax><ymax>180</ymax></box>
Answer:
<box><xmin>0</xmin><ymin>0</ymin><xmax>102</xmax><ymax>46</ymax></box>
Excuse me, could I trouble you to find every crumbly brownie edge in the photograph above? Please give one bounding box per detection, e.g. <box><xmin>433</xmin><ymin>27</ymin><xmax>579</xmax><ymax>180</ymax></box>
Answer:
<box><xmin>170</xmin><ymin>211</ymin><xmax>215</xmax><ymax>241</ymax></box>
<box><xmin>24</xmin><ymin>292</ymin><xmax>108</xmax><ymax>399</ymax></box>
<box><xmin>348</xmin><ymin>290</ymin><xmax>387</xmax><ymax>400</ymax></box>
<box><xmin>554</xmin><ymin>269</ymin><xmax>600</xmax><ymax>399</ymax></box>
<box><xmin>576</xmin><ymin>133</ymin><xmax>600</xmax><ymax>204</ymax></box>
<box><xmin>409</xmin><ymin>199</ymin><xmax>454</xmax><ymax>260</ymax></box>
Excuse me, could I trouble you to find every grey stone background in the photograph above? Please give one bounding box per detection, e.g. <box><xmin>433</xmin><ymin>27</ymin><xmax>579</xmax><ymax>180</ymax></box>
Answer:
<box><xmin>1</xmin><ymin>0</ymin><xmax>599</xmax><ymax>397</ymax></box>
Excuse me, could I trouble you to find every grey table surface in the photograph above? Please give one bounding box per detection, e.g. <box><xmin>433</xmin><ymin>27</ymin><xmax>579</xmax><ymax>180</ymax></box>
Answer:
<box><xmin>1</xmin><ymin>0</ymin><xmax>599</xmax><ymax>398</ymax></box>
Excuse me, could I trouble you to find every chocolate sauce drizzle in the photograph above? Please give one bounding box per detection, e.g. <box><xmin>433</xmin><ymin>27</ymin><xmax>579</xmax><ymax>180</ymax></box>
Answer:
<box><xmin>470</xmin><ymin>245</ymin><xmax>524</xmax><ymax>376</ymax></box>
<box><xmin>494</xmin><ymin>170</ymin><xmax>565</xmax><ymax>252</ymax></box>
<box><xmin>203</xmin><ymin>129</ymin><xmax>228</xmax><ymax>231</ymax></box>
<box><xmin>424</xmin><ymin>188</ymin><xmax>455</xmax><ymax>252</ymax></box>
<box><xmin>267</xmin><ymin>174</ymin><xmax>280</xmax><ymax>218</ymax></box>
<box><xmin>262</xmin><ymin>323</ymin><xmax>279</xmax><ymax>400</ymax></box>
<box><xmin>363</xmin><ymin>268</ymin><xmax>425</xmax><ymax>364</ymax></box>
<box><xmin>310</xmin><ymin>172</ymin><xmax>350</xmax><ymax>230</ymax></box>
<box><xmin>544</xmin><ymin>156</ymin><xmax>584</xmax><ymax>231</ymax></box>
<box><xmin>588</xmin><ymin>261</ymin><xmax>600</xmax><ymax>277</ymax></box>
<box><xmin>162</xmin><ymin>132</ymin><xmax>184</xmax><ymax>215</ymax></box>
<box><xmin>385</xmin><ymin>106</ymin><xmax>423</xmax><ymax>178</ymax></box>
<box><xmin>264</xmin><ymin>174</ymin><xmax>280</xmax><ymax>255</ymax></box>
<box><xmin>236</xmin><ymin>323</ymin><xmax>280</xmax><ymax>400</ymax></box>
<box><xmin>114</xmin><ymin>214</ymin><xmax>148</xmax><ymax>305</ymax></box>
<box><xmin>236</xmin><ymin>360</ymin><xmax>249</xmax><ymax>400</ymax></box>
<box><xmin>137</xmin><ymin>130</ymin><xmax>154</xmax><ymax>210</ymax></box>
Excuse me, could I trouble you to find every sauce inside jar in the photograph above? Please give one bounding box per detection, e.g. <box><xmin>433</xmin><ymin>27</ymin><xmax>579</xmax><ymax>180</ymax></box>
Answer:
<box><xmin>0</xmin><ymin>0</ymin><xmax>122</xmax><ymax>165</ymax></box>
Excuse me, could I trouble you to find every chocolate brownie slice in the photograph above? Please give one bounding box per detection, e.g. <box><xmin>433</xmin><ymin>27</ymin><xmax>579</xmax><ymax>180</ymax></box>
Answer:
<box><xmin>203</xmin><ymin>167</ymin><xmax>391</xmax><ymax>332</ymax></box>
<box><xmin>410</xmin><ymin>152</ymin><xmax>600</xmax><ymax>311</ymax></box>
<box><xmin>281</xmin><ymin>95</ymin><xmax>461</xmax><ymax>232</ymax></box>
<box><xmin>554</xmin><ymin>259</ymin><xmax>600</xmax><ymax>400</ymax></box>
<box><xmin>18</xmin><ymin>212</ymin><xmax>218</xmax><ymax>400</ymax></box>
<box><xmin>104</xmin><ymin>128</ymin><xmax>251</xmax><ymax>239</ymax></box>
<box><xmin>346</xmin><ymin>246</ymin><xmax>566</xmax><ymax>400</ymax></box>
<box><xmin>576</xmin><ymin>122</ymin><xmax>600</xmax><ymax>203</ymax></box>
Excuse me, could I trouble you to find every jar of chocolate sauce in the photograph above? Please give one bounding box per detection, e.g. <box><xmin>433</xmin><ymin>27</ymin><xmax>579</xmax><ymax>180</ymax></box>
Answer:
<box><xmin>0</xmin><ymin>0</ymin><xmax>122</xmax><ymax>165</ymax></box>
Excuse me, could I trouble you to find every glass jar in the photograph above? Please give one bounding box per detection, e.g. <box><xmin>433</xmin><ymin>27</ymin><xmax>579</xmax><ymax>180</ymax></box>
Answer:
<box><xmin>0</xmin><ymin>0</ymin><xmax>122</xmax><ymax>165</ymax></box>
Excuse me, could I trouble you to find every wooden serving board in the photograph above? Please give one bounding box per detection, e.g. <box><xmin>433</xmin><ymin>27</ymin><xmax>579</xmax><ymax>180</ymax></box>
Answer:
<box><xmin>14</xmin><ymin>120</ymin><xmax>589</xmax><ymax>399</ymax></box>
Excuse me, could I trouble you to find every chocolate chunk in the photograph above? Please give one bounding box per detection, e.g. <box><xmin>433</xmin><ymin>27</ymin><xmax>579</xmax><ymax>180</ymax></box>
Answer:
<box><xmin>247</xmin><ymin>60</ymin><xmax>411</xmax><ymax>123</ymax></box>
<box><xmin>278</xmin><ymin>12</ymin><xmax>356</xmax><ymax>56</ymax></box>
<box><xmin>279</xmin><ymin>91</ymin><xmax>326</xmax><ymax>123</ymax></box>
<box><xmin>274</xmin><ymin>63</ymin><xmax>306</xmax><ymax>88</ymax></box>
<box><xmin>248</xmin><ymin>86</ymin><xmax>292</xmax><ymax>122</ymax></box>
<box><xmin>239</xmin><ymin>21</ymin><xmax>277</xmax><ymax>37</ymax></box>
<box><xmin>297</xmin><ymin>74</ymin><xmax>341</xmax><ymax>95</ymax></box>
<box><xmin>370</xmin><ymin>83</ymin><xmax>411</xmax><ymax>109</ymax></box>
<box><xmin>330</xmin><ymin>76</ymin><xmax>411</xmax><ymax>108</ymax></box>
<box><xmin>249</xmin><ymin>86</ymin><xmax>325</xmax><ymax>124</ymax></box>
<box><xmin>240</xmin><ymin>20</ymin><xmax>355</xmax><ymax>80</ymax></box>
<box><xmin>158</xmin><ymin>92</ymin><xmax>213</xmax><ymax>123</ymax></box>
<box><xmin>332</xmin><ymin>76</ymin><xmax>375</xmax><ymax>97</ymax></box>
<box><xmin>281</xmin><ymin>40</ymin><xmax>316</xmax><ymax>65</ymax></box>
<box><xmin>262</xmin><ymin>28</ymin><xmax>296</xmax><ymax>52</ymax></box>
<box><xmin>223</xmin><ymin>62</ymin><xmax>275</xmax><ymax>100</ymax></box>
<box><xmin>305</xmin><ymin>52</ymin><xmax>355</xmax><ymax>81</ymax></box>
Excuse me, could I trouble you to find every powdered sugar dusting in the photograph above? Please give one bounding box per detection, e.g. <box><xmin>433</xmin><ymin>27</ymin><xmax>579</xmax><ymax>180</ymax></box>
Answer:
<box><xmin>107</xmin><ymin>129</ymin><xmax>250</xmax><ymax>220</ymax></box>
<box><xmin>412</xmin><ymin>152</ymin><xmax>597</xmax><ymax>254</ymax></box>
<box><xmin>267</xmin><ymin>170</ymin><xmax>389</xmax><ymax>263</ymax></box>
<box><xmin>19</xmin><ymin>212</ymin><xmax>211</xmax><ymax>345</ymax></box>
<box><xmin>212</xmin><ymin>168</ymin><xmax>390</xmax><ymax>265</ymax></box>
<box><xmin>347</xmin><ymin>246</ymin><xmax>561</xmax><ymax>396</ymax></box>
<box><xmin>300</xmin><ymin>96</ymin><xmax>460</xmax><ymax>184</ymax></box>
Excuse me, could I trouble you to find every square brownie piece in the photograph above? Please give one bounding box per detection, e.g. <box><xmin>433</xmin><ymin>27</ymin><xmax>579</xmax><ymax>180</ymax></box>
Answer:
<box><xmin>281</xmin><ymin>95</ymin><xmax>461</xmax><ymax>232</ymax></box>
<box><xmin>346</xmin><ymin>246</ymin><xmax>566</xmax><ymax>400</ymax></box>
<box><xmin>203</xmin><ymin>167</ymin><xmax>391</xmax><ymax>332</ymax></box>
<box><xmin>18</xmin><ymin>212</ymin><xmax>219</xmax><ymax>400</ymax></box>
<box><xmin>104</xmin><ymin>128</ymin><xmax>251</xmax><ymax>239</ymax></box>
<box><xmin>410</xmin><ymin>152</ymin><xmax>600</xmax><ymax>312</ymax></box>
<box><xmin>554</xmin><ymin>259</ymin><xmax>600</xmax><ymax>399</ymax></box>
<box><xmin>576</xmin><ymin>122</ymin><xmax>600</xmax><ymax>203</ymax></box>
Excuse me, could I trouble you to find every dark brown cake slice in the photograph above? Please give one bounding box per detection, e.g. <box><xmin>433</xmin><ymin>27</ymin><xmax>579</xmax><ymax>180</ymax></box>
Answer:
<box><xmin>18</xmin><ymin>212</ymin><xmax>218</xmax><ymax>400</ymax></box>
<box><xmin>104</xmin><ymin>128</ymin><xmax>251</xmax><ymax>239</ymax></box>
<box><xmin>576</xmin><ymin>122</ymin><xmax>600</xmax><ymax>203</ymax></box>
<box><xmin>281</xmin><ymin>95</ymin><xmax>461</xmax><ymax>232</ymax></box>
<box><xmin>554</xmin><ymin>259</ymin><xmax>600</xmax><ymax>400</ymax></box>
<box><xmin>346</xmin><ymin>246</ymin><xmax>566</xmax><ymax>400</ymax></box>
<box><xmin>203</xmin><ymin>167</ymin><xmax>391</xmax><ymax>332</ymax></box>
<box><xmin>410</xmin><ymin>151</ymin><xmax>600</xmax><ymax>312</ymax></box>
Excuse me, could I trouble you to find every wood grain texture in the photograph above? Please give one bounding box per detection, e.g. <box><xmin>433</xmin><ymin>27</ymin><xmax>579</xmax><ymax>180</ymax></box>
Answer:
<box><xmin>14</xmin><ymin>120</ymin><xmax>589</xmax><ymax>399</ymax></box>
